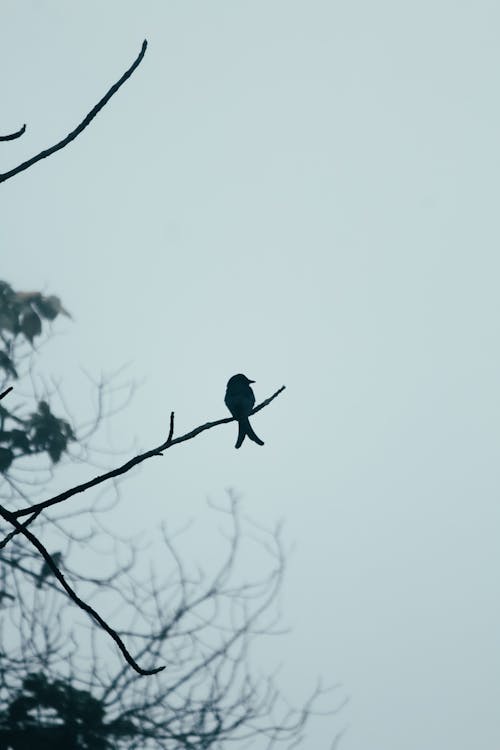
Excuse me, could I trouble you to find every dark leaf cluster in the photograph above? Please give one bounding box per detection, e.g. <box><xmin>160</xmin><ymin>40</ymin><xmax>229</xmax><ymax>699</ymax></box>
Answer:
<box><xmin>0</xmin><ymin>672</ymin><xmax>135</xmax><ymax>750</ymax></box>
<box><xmin>0</xmin><ymin>280</ymin><xmax>74</xmax><ymax>472</ymax></box>
<box><xmin>26</xmin><ymin>400</ymin><xmax>75</xmax><ymax>463</ymax></box>
<box><xmin>0</xmin><ymin>280</ymin><xmax>69</xmax><ymax>349</ymax></box>
<box><xmin>0</xmin><ymin>400</ymin><xmax>75</xmax><ymax>472</ymax></box>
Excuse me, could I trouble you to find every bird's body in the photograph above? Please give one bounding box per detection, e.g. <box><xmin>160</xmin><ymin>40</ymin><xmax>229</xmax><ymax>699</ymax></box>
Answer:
<box><xmin>225</xmin><ymin>374</ymin><xmax>264</xmax><ymax>449</ymax></box>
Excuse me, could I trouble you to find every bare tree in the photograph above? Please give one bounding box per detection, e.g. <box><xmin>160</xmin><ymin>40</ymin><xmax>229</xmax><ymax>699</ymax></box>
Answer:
<box><xmin>0</xmin><ymin>494</ymin><xmax>341</xmax><ymax>749</ymax></box>
<box><xmin>0</xmin><ymin>38</ymin><xmax>287</xmax><ymax>675</ymax></box>
<box><xmin>1</xmin><ymin>36</ymin><xmax>345</xmax><ymax>747</ymax></box>
<box><xmin>0</xmin><ymin>281</ymin><xmax>285</xmax><ymax>674</ymax></box>
<box><xmin>0</xmin><ymin>281</ymin><xmax>342</xmax><ymax>748</ymax></box>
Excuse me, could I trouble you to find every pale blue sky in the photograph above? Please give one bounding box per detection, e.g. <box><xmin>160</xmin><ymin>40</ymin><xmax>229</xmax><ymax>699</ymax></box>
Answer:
<box><xmin>2</xmin><ymin>2</ymin><xmax>500</xmax><ymax>748</ymax></box>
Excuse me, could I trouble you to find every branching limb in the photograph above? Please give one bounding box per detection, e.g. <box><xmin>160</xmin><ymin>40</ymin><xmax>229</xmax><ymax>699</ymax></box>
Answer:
<box><xmin>13</xmin><ymin>386</ymin><xmax>286</xmax><ymax>520</ymax></box>
<box><xmin>0</xmin><ymin>503</ymin><xmax>164</xmax><ymax>676</ymax></box>
<box><xmin>0</xmin><ymin>40</ymin><xmax>147</xmax><ymax>184</ymax></box>
<box><xmin>0</xmin><ymin>124</ymin><xmax>26</xmax><ymax>141</ymax></box>
<box><xmin>0</xmin><ymin>509</ymin><xmax>40</xmax><ymax>551</ymax></box>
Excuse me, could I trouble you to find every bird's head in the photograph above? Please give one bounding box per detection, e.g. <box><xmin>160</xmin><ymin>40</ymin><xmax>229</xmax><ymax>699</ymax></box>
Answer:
<box><xmin>227</xmin><ymin>374</ymin><xmax>255</xmax><ymax>388</ymax></box>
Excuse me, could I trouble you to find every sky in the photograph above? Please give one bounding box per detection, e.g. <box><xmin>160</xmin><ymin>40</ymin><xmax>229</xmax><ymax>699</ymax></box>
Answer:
<box><xmin>2</xmin><ymin>1</ymin><xmax>500</xmax><ymax>748</ymax></box>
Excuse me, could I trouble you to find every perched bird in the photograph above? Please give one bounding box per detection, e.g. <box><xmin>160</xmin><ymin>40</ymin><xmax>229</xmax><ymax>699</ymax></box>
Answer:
<box><xmin>225</xmin><ymin>374</ymin><xmax>264</xmax><ymax>449</ymax></box>
<box><xmin>36</xmin><ymin>551</ymin><xmax>62</xmax><ymax>588</ymax></box>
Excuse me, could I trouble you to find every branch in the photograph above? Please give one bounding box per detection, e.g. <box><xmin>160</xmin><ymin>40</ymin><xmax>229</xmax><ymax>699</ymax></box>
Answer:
<box><xmin>0</xmin><ymin>124</ymin><xmax>26</xmax><ymax>142</ymax></box>
<box><xmin>0</xmin><ymin>503</ymin><xmax>164</xmax><ymax>676</ymax></box>
<box><xmin>0</xmin><ymin>40</ymin><xmax>147</xmax><ymax>184</ymax></box>
<box><xmin>13</xmin><ymin>386</ymin><xmax>286</xmax><ymax>520</ymax></box>
<box><xmin>0</xmin><ymin>510</ymin><xmax>40</xmax><ymax>551</ymax></box>
<box><xmin>0</xmin><ymin>387</ymin><xmax>13</xmax><ymax>400</ymax></box>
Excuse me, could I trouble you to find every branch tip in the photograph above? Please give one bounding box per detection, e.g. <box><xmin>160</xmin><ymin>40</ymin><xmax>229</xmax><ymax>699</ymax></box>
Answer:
<box><xmin>0</xmin><ymin>124</ymin><xmax>26</xmax><ymax>142</ymax></box>
<box><xmin>167</xmin><ymin>411</ymin><xmax>175</xmax><ymax>443</ymax></box>
<box><xmin>0</xmin><ymin>40</ymin><xmax>148</xmax><ymax>183</ymax></box>
<box><xmin>0</xmin><ymin>503</ymin><xmax>163</xmax><ymax>675</ymax></box>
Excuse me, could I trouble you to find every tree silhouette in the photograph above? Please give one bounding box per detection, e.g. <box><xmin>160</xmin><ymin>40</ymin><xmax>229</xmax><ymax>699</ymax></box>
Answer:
<box><xmin>0</xmin><ymin>672</ymin><xmax>134</xmax><ymax>750</ymax></box>
<box><xmin>0</xmin><ymin>280</ymin><xmax>341</xmax><ymax>748</ymax></box>
<box><xmin>0</xmin><ymin>279</ymin><xmax>285</xmax><ymax>674</ymax></box>
<box><xmin>1</xmin><ymin>35</ymin><xmax>344</xmax><ymax>747</ymax></box>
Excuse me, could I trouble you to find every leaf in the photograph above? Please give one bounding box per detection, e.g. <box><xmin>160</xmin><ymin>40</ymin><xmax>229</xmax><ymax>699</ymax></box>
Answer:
<box><xmin>0</xmin><ymin>310</ymin><xmax>19</xmax><ymax>333</ymax></box>
<box><xmin>0</xmin><ymin>430</ymin><xmax>30</xmax><ymax>453</ymax></box>
<box><xmin>0</xmin><ymin>350</ymin><xmax>18</xmax><ymax>378</ymax></box>
<box><xmin>0</xmin><ymin>281</ymin><xmax>16</xmax><ymax>306</ymax></box>
<box><xmin>34</xmin><ymin>294</ymin><xmax>71</xmax><ymax>320</ymax></box>
<box><xmin>28</xmin><ymin>401</ymin><xmax>75</xmax><ymax>463</ymax></box>
<box><xmin>9</xmin><ymin>429</ymin><xmax>30</xmax><ymax>453</ymax></box>
<box><xmin>0</xmin><ymin>281</ymin><xmax>21</xmax><ymax>333</ymax></box>
<box><xmin>20</xmin><ymin>310</ymin><xmax>42</xmax><ymax>343</ymax></box>
<box><xmin>38</xmin><ymin>400</ymin><xmax>50</xmax><ymax>417</ymax></box>
<box><xmin>0</xmin><ymin>447</ymin><xmax>13</xmax><ymax>472</ymax></box>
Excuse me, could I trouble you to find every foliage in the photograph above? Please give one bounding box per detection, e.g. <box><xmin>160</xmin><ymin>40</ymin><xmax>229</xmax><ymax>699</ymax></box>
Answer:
<box><xmin>0</xmin><ymin>281</ymin><xmax>74</xmax><ymax>473</ymax></box>
<box><xmin>0</xmin><ymin>672</ymin><xmax>134</xmax><ymax>750</ymax></box>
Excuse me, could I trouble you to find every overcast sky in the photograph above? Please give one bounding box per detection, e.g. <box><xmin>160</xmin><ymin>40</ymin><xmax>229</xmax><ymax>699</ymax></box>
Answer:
<box><xmin>2</xmin><ymin>2</ymin><xmax>500</xmax><ymax>748</ymax></box>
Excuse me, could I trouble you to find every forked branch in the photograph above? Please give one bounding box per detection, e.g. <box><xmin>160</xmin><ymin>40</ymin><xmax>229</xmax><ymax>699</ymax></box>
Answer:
<box><xmin>0</xmin><ymin>503</ymin><xmax>164</xmax><ymax>676</ymax></box>
<box><xmin>1</xmin><ymin>385</ymin><xmax>285</xmax><ymax>674</ymax></box>
<box><xmin>0</xmin><ymin>124</ymin><xmax>26</xmax><ymax>142</ymax></box>
<box><xmin>13</xmin><ymin>385</ymin><xmax>286</xmax><ymax>520</ymax></box>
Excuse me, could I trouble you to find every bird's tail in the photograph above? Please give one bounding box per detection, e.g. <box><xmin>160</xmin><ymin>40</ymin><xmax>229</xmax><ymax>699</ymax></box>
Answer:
<box><xmin>235</xmin><ymin>417</ymin><xmax>264</xmax><ymax>449</ymax></box>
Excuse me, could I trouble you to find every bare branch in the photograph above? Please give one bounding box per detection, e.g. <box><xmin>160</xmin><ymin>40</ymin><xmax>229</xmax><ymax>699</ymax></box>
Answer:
<box><xmin>13</xmin><ymin>386</ymin><xmax>286</xmax><ymax>520</ymax></box>
<box><xmin>167</xmin><ymin>411</ymin><xmax>175</xmax><ymax>444</ymax></box>
<box><xmin>0</xmin><ymin>40</ymin><xmax>147</xmax><ymax>184</ymax></box>
<box><xmin>0</xmin><ymin>510</ymin><xmax>40</xmax><ymax>551</ymax></box>
<box><xmin>0</xmin><ymin>497</ymin><xmax>339</xmax><ymax>746</ymax></box>
<box><xmin>0</xmin><ymin>387</ymin><xmax>12</xmax><ymax>400</ymax></box>
<box><xmin>0</xmin><ymin>124</ymin><xmax>26</xmax><ymax>142</ymax></box>
<box><xmin>0</xmin><ymin>503</ymin><xmax>164</xmax><ymax>676</ymax></box>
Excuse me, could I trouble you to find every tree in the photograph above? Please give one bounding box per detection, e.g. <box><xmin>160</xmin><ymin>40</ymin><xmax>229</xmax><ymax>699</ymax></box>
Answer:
<box><xmin>0</xmin><ymin>285</ymin><xmax>341</xmax><ymax>748</ymax></box>
<box><xmin>1</xmin><ymin>37</ymin><xmax>344</xmax><ymax>747</ymax></box>
<box><xmin>0</xmin><ymin>277</ymin><xmax>285</xmax><ymax>674</ymax></box>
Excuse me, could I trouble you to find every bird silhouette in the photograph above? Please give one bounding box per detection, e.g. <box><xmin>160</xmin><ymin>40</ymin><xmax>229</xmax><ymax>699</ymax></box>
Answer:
<box><xmin>225</xmin><ymin>374</ymin><xmax>264</xmax><ymax>449</ymax></box>
<box><xmin>36</xmin><ymin>551</ymin><xmax>62</xmax><ymax>588</ymax></box>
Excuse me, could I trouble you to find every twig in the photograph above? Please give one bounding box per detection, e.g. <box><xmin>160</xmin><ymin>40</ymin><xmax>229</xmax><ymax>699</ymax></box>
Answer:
<box><xmin>0</xmin><ymin>509</ymin><xmax>40</xmax><ymax>550</ymax></box>
<box><xmin>0</xmin><ymin>387</ymin><xmax>13</xmax><ymax>400</ymax></box>
<box><xmin>0</xmin><ymin>503</ymin><xmax>164</xmax><ymax>676</ymax></box>
<box><xmin>0</xmin><ymin>124</ymin><xmax>26</xmax><ymax>142</ymax></box>
<box><xmin>0</xmin><ymin>41</ymin><xmax>147</xmax><ymax>184</ymax></box>
<box><xmin>13</xmin><ymin>386</ymin><xmax>286</xmax><ymax>520</ymax></box>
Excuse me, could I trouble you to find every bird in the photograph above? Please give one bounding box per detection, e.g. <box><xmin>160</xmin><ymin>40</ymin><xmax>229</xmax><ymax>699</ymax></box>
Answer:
<box><xmin>224</xmin><ymin>374</ymin><xmax>264</xmax><ymax>449</ymax></box>
<box><xmin>36</xmin><ymin>551</ymin><xmax>62</xmax><ymax>588</ymax></box>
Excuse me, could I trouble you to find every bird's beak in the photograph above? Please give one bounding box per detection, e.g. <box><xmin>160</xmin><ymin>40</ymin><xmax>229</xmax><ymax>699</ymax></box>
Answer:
<box><xmin>248</xmin><ymin>379</ymin><xmax>255</xmax><ymax>383</ymax></box>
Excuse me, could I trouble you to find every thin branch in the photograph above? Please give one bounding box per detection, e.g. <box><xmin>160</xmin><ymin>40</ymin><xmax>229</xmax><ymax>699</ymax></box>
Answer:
<box><xmin>0</xmin><ymin>124</ymin><xmax>26</xmax><ymax>142</ymax></box>
<box><xmin>0</xmin><ymin>386</ymin><xmax>13</xmax><ymax>400</ymax></box>
<box><xmin>0</xmin><ymin>40</ymin><xmax>147</xmax><ymax>184</ymax></box>
<box><xmin>0</xmin><ymin>509</ymin><xmax>40</xmax><ymax>550</ymax></box>
<box><xmin>13</xmin><ymin>386</ymin><xmax>286</xmax><ymax>520</ymax></box>
<box><xmin>0</xmin><ymin>503</ymin><xmax>164</xmax><ymax>676</ymax></box>
<box><xmin>166</xmin><ymin>411</ymin><xmax>175</xmax><ymax>444</ymax></box>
